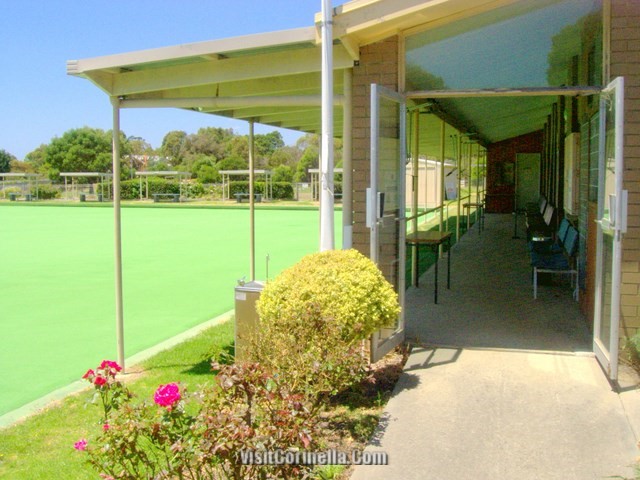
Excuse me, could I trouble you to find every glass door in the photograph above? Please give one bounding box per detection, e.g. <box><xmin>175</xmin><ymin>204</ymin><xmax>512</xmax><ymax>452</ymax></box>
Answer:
<box><xmin>594</xmin><ymin>77</ymin><xmax>627</xmax><ymax>382</ymax></box>
<box><xmin>369</xmin><ymin>84</ymin><xmax>406</xmax><ymax>363</ymax></box>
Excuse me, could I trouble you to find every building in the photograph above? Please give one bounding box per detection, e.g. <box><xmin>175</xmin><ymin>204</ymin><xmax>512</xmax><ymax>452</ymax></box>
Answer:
<box><xmin>68</xmin><ymin>0</ymin><xmax>639</xmax><ymax>382</ymax></box>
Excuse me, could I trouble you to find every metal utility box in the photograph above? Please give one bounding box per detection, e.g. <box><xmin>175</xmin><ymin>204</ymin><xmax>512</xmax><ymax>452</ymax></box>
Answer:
<box><xmin>234</xmin><ymin>280</ymin><xmax>265</xmax><ymax>361</ymax></box>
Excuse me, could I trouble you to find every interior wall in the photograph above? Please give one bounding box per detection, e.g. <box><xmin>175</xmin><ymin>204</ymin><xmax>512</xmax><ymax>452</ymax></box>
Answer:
<box><xmin>485</xmin><ymin>131</ymin><xmax>543</xmax><ymax>213</ymax></box>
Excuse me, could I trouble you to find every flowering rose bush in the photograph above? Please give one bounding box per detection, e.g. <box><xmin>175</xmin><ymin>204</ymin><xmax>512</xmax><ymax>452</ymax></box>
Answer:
<box><xmin>81</xmin><ymin>360</ymin><xmax>131</xmax><ymax>422</ymax></box>
<box><xmin>76</xmin><ymin>361</ymin><xmax>319</xmax><ymax>479</ymax></box>
<box><xmin>153</xmin><ymin>382</ymin><xmax>181</xmax><ymax>408</ymax></box>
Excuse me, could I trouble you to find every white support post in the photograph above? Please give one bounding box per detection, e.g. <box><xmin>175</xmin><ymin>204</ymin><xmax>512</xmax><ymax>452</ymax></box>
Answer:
<box><xmin>111</xmin><ymin>98</ymin><xmax>125</xmax><ymax>372</ymax></box>
<box><xmin>320</xmin><ymin>0</ymin><xmax>335</xmax><ymax>251</ymax></box>
<box><xmin>456</xmin><ymin>135</ymin><xmax>461</xmax><ymax>242</ymax></box>
<box><xmin>249</xmin><ymin>120</ymin><xmax>256</xmax><ymax>281</ymax></box>
<box><xmin>342</xmin><ymin>68</ymin><xmax>353</xmax><ymax>250</ymax></box>
<box><xmin>439</xmin><ymin>120</ymin><xmax>445</xmax><ymax>235</ymax></box>
<box><xmin>412</xmin><ymin>110</ymin><xmax>420</xmax><ymax>285</ymax></box>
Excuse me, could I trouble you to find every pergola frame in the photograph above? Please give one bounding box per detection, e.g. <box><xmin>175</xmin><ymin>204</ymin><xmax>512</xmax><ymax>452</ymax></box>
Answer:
<box><xmin>220</xmin><ymin>169</ymin><xmax>273</xmax><ymax>201</ymax></box>
<box><xmin>308</xmin><ymin>167</ymin><xmax>343</xmax><ymax>201</ymax></box>
<box><xmin>135</xmin><ymin>171</ymin><xmax>191</xmax><ymax>201</ymax></box>
<box><xmin>0</xmin><ymin>173</ymin><xmax>43</xmax><ymax>199</ymax></box>
<box><xmin>59</xmin><ymin>172</ymin><xmax>113</xmax><ymax>200</ymax></box>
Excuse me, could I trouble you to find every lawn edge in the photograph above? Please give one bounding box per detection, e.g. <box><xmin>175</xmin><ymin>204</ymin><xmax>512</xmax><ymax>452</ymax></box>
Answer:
<box><xmin>0</xmin><ymin>310</ymin><xmax>234</xmax><ymax>429</ymax></box>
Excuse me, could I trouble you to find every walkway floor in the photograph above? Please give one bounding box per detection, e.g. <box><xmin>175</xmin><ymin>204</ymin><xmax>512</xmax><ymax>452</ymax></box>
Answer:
<box><xmin>351</xmin><ymin>214</ymin><xmax>640</xmax><ymax>480</ymax></box>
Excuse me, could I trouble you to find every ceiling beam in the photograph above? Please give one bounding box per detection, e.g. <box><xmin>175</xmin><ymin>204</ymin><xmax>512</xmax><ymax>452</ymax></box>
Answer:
<box><xmin>111</xmin><ymin>45</ymin><xmax>354</xmax><ymax>96</ymax></box>
<box><xmin>120</xmin><ymin>95</ymin><xmax>344</xmax><ymax>109</ymax></box>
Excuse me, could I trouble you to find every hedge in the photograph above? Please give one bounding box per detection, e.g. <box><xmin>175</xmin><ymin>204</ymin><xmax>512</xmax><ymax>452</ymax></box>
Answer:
<box><xmin>228</xmin><ymin>181</ymin><xmax>294</xmax><ymax>200</ymax></box>
<box><xmin>98</xmin><ymin>178</ymin><xmax>204</xmax><ymax>200</ymax></box>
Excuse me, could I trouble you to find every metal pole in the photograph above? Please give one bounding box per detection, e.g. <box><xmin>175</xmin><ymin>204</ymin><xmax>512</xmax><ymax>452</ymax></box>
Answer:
<box><xmin>412</xmin><ymin>110</ymin><xmax>420</xmax><ymax>285</ymax></box>
<box><xmin>456</xmin><ymin>135</ymin><xmax>461</xmax><ymax>242</ymax></box>
<box><xmin>111</xmin><ymin>98</ymin><xmax>125</xmax><ymax>372</ymax></box>
<box><xmin>319</xmin><ymin>0</ymin><xmax>335</xmax><ymax>251</ymax></box>
<box><xmin>249</xmin><ymin>120</ymin><xmax>256</xmax><ymax>281</ymax></box>
<box><xmin>439</xmin><ymin>120</ymin><xmax>445</xmax><ymax>234</ymax></box>
<box><xmin>342</xmin><ymin>68</ymin><xmax>353</xmax><ymax>249</ymax></box>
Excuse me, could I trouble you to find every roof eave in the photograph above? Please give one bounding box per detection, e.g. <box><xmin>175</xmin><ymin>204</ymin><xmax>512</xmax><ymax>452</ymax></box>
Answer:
<box><xmin>67</xmin><ymin>26</ymin><xmax>318</xmax><ymax>77</ymax></box>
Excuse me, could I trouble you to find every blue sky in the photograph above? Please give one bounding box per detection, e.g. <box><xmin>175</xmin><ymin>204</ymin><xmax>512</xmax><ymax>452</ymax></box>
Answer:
<box><xmin>0</xmin><ymin>1</ymin><xmax>345</xmax><ymax>160</ymax></box>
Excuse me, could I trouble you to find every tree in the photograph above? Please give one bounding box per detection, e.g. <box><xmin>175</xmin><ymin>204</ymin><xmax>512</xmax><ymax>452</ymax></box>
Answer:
<box><xmin>272</xmin><ymin>165</ymin><xmax>294</xmax><ymax>183</ymax></box>
<box><xmin>225</xmin><ymin>136</ymin><xmax>249</xmax><ymax>162</ymax></box>
<box><xmin>184</xmin><ymin>127</ymin><xmax>234</xmax><ymax>161</ymax></box>
<box><xmin>10</xmin><ymin>159</ymin><xmax>35</xmax><ymax>173</ymax></box>
<box><xmin>25</xmin><ymin>145</ymin><xmax>47</xmax><ymax>170</ymax></box>
<box><xmin>0</xmin><ymin>149</ymin><xmax>15</xmax><ymax>173</ymax></box>
<box><xmin>40</xmin><ymin>127</ymin><xmax>130</xmax><ymax>180</ymax></box>
<box><xmin>160</xmin><ymin>130</ymin><xmax>187</xmax><ymax>165</ymax></box>
<box><xmin>217</xmin><ymin>156</ymin><xmax>247</xmax><ymax>171</ymax></box>
<box><xmin>294</xmin><ymin>139</ymin><xmax>319</xmax><ymax>183</ymax></box>
<box><xmin>255</xmin><ymin>131</ymin><xmax>285</xmax><ymax>158</ymax></box>
<box><xmin>269</xmin><ymin>146</ymin><xmax>300</xmax><ymax>168</ymax></box>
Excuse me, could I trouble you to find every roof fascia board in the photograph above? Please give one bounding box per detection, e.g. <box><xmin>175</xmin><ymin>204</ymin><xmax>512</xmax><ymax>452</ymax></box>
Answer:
<box><xmin>330</xmin><ymin>0</ymin><xmax>519</xmax><ymax>47</ymax></box>
<box><xmin>111</xmin><ymin>45</ymin><xmax>354</xmax><ymax>97</ymax></box>
<box><xmin>67</xmin><ymin>27</ymin><xmax>317</xmax><ymax>75</ymax></box>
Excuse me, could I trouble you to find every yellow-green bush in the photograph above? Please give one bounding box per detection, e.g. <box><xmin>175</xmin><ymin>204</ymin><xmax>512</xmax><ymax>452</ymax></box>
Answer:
<box><xmin>252</xmin><ymin>249</ymin><xmax>400</xmax><ymax>404</ymax></box>
<box><xmin>257</xmin><ymin>249</ymin><xmax>400</xmax><ymax>342</ymax></box>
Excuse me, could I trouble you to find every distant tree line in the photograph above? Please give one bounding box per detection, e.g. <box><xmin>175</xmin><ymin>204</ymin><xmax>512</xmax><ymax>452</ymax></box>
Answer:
<box><xmin>5</xmin><ymin>126</ymin><xmax>343</xmax><ymax>185</ymax></box>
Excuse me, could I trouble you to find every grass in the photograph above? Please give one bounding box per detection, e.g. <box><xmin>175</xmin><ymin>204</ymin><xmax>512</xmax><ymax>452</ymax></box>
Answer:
<box><xmin>0</xmin><ymin>204</ymin><xmax>341</xmax><ymax>416</ymax></box>
<box><xmin>0</xmin><ymin>319</ymin><xmax>235</xmax><ymax>479</ymax></box>
<box><xmin>0</xmin><ymin>318</ymin><xmax>407</xmax><ymax>480</ymax></box>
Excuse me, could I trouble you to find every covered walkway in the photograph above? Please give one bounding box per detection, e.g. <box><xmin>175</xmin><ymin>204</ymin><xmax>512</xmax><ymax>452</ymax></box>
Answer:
<box><xmin>406</xmin><ymin>213</ymin><xmax>591</xmax><ymax>352</ymax></box>
<box><xmin>352</xmin><ymin>214</ymin><xmax>640</xmax><ymax>480</ymax></box>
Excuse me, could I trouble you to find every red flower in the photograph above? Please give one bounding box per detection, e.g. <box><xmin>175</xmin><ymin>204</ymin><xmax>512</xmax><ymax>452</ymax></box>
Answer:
<box><xmin>102</xmin><ymin>423</ymin><xmax>110</xmax><ymax>432</ymax></box>
<box><xmin>99</xmin><ymin>360</ymin><xmax>122</xmax><ymax>375</ymax></box>
<box><xmin>94</xmin><ymin>376</ymin><xmax>107</xmax><ymax>386</ymax></box>
<box><xmin>82</xmin><ymin>369</ymin><xmax>95</xmax><ymax>380</ymax></box>
<box><xmin>154</xmin><ymin>383</ymin><xmax>181</xmax><ymax>407</ymax></box>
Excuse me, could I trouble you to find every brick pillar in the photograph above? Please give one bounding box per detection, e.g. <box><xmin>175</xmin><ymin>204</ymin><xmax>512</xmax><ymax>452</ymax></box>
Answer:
<box><xmin>351</xmin><ymin>36</ymin><xmax>399</xmax><ymax>257</ymax></box>
<box><xmin>610</xmin><ymin>0</ymin><xmax>640</xmax><ymax>339</ymax></box>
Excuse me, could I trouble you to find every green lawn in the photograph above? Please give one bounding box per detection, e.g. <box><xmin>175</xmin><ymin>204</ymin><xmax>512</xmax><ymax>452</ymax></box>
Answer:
<box><xmin>0</xmin><ymin>204</ymin><xmax>340</xmax><ymax>417</ymax></box>
<box><xmin>0</xmin><ymin>320</ymin><xmax>235</xmax><ymax>480</ymax></box>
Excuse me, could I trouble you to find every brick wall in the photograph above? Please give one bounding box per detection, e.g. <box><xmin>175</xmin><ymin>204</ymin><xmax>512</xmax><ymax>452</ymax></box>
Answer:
<box><xmin>485</xmin><ymin>131</ymin><xmax>544</xmax><ymax>213</ymax></box>
<box><xmin>610</xmin><ymin>0</ymin><xmax>640</xmax><ymax>338</ymax></box>
<box><xmin>351</xmin><ymin>37</ymin><xmax>400</xmax><ymax>257</ymax></box>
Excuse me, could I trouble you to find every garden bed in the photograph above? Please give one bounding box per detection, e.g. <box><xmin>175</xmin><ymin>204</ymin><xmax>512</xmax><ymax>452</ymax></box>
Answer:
<box><xmin>0</xmin><ymin>319</ymin><xmax>409</xmax><ymax>479</ymax></box>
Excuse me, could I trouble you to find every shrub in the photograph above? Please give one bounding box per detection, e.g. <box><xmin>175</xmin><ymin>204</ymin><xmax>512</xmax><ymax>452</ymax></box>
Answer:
<box><xmin>2</xmin><ymin>187</ymin><xmax>22</xmax><ymax>197</ymax></box>
<box><xmin>252</xmin><ymin>249</ymin><xmax>401</xmax><ymax>404</ymax></box>
<box><xmin>78</xmin><ymin>360</ymin><xmax>318</xmax><ymax>480</ymax></box>
<box><xmin>32</xmin><ymin>184</ymin><xmax>60</xmax><ymax>199</ymax></box>
<box><xmin>257</xmin><ymin>249</ymin><xmax>400</xmax><ymax>342</ymax></box>
<box><xmin>228</xmin><ymin>181</ymin><xmax>294</xmax><ymax>200</ymax></box>
<box><xmin>625</xmin><ymin>333</ymin><xmax>640</xmax><ymax>371</ymax></box>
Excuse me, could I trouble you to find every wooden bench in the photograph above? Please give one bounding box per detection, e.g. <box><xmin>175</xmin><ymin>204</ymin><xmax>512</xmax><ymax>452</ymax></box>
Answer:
<box><xmin>234</xmin><ymin>193</ymin><xmax>262</xmax><ymax>203</ymax></box>
<box><xmin>153</xmin><ymin>193</ymin><xmax>180</xmax><ymax>203</ymax></box>
<box><xmin>530</xmin><ymin>220</ymin><xmax>579</xmax><ymax>300</ymax></box>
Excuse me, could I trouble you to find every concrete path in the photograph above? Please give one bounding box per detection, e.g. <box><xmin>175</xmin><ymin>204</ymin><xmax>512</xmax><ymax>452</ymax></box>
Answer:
<box><xmin>351</xmin><ymin>214</ymin><xmax>640</xmax><ymax>479</ymax></box>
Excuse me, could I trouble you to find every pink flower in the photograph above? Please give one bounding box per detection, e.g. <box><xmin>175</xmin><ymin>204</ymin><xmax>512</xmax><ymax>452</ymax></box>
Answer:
<box><xmin>154</xmin><ymin>383</ymin><xmax>181</xmax><ymax>407</ymax></box>
<box><xmin>94</xmin><ymin>376</ymin><xmax>107</xmax><ymax>387</ymax></box>
<box><xmin>102</xmin><ymin>423</ymin><xmax>110</xmax><ymax>432</ymax></box>
<box><xmin>82</xmin><ymin>369</ymin><xmax>95</xmax><ymax>380</ymax></box>
<box><xmin>74</xmin><ymin>439</ymin><xmax>87</xmax><ymax>451</ymax></box>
